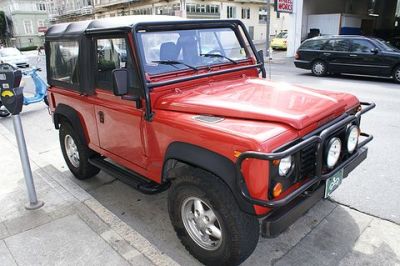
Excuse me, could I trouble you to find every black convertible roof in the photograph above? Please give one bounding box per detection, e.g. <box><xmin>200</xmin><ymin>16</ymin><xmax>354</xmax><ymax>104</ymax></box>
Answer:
<box><xmin>45</xmin><ymin>15</ymin><xmax>185</xmax><ymax>39</ymax></box>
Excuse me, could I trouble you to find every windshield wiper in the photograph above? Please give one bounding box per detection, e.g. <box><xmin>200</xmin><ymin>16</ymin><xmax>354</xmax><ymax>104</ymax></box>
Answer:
<box><xmin>200</xmin><ymin>53</ymin><xmax>238</xmax><ymax>64</ymax></box>
<box><xmin>152</xmin><ymin>60</ymin><xmax>198</xmax><ymax>71</ymax></box>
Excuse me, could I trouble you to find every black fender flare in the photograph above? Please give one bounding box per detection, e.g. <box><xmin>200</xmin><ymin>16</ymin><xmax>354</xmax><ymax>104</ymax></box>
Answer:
<box><xmin>163</xmin><ymin>141</ymin><xmax>255</xmax><ymax>215</ymax></box>
<box><xmin>53</xmin><ymin>104</ymin><xmax>87</xmax><ymax>146</ymax></box>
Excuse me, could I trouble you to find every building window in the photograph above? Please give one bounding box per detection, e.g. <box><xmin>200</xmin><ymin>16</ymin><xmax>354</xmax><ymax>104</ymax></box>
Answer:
<box><xmin>37</xmin><ymin>20</ymin><xmax>45</xmax><ymax>27</ymax></box>
<box><xmin>131</xmin><ymin>7</ymin><xmax>152</xmax><ymax>15</ymax></box>
<box><xmin>23</xmin><ymin>20</ymin><xmax>33</xmax><ymax>34</ymax></box>
<box><xmin>241</xmin><ymin>8</ymin><xmax>250</xmax><ymax>19</ymax></box>
<box><xmin>227</xmin><ymin>6</ymin><xmax>236</xmax><ymax>18</ymax></box>
<box><xmin>36</xmin><ymin>3</ymin><xmax>46</xmax><ymax>11</ymax></box>
<box><xmin>259</xmin><ymin>7</ymin><xmax>268</xmax><ymax>23</ymax></box>
<box><xmin>186</xmin><ymin>4</ymin><xmax>219</xmax><ymax>15</ymax></box>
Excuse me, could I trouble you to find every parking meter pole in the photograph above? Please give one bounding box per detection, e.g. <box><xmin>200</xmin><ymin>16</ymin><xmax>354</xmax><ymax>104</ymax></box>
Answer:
<box><xmin>12</xmin><ymin>115</ymin><xmax>44</xmax><ymax>210</ymax></box>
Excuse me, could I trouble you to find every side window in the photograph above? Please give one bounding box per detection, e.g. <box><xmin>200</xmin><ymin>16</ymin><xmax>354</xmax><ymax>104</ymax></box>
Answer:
<box><xmin>351</xmin><ymin>40</ymin><xmax>375</xmax><ymax>53</ymax></box>
<box><xmin>95</xmin><ymin>37</ymin><xmax>141</xmax><ymax>94</ymax></box>
<box><xmin>322</xmin><ymin>39</ymin><xmax>350</xmax><ymax>52</ymax></box>
<box><xmin>300</xmin><ymin>40</ymin><xmax>326</xmax><ymax>50</ymax></box>
<box><xmin>334</xmin><ymin>39</ymin><xmax>350</xmax><ymax>52</ymax></box>
<box><xmin>49</xmin><ymin>41</ymin><xmax>79</xmax><ymax>87</ymax></box>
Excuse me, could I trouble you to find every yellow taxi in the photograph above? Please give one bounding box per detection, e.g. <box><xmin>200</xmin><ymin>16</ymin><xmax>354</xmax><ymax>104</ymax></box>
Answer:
<box><xmin>271</xmin><ymin>31</ymin><xmax>288</xmax><ymax>50</ymax></box>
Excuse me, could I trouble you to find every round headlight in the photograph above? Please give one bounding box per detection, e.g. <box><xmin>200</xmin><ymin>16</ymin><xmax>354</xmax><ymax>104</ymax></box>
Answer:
<box><xmin>326</xmin><ymin>137</ymin><xmax>342</xmax><ymax>169</ymax></box>
<box><xmin>279</xmin><ymin>156</ymin><xmax>293</xmax><ymax>176</ymax></box>
<box><xmin>346</xmin><ymin>125</ymin><xmax>359</xmax><ymax>153</ymax></box>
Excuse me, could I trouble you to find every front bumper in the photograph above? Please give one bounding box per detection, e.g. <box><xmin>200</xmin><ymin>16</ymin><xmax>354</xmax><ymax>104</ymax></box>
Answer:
<box><xmin>235</xmin><ymin>102</ymin><xmax>375</xmax><ymax>235</ymax></box>
<box><xmin>261</xmin><ymin>146</ymin><xmax>367</xmax><ymax>237</ymax></box>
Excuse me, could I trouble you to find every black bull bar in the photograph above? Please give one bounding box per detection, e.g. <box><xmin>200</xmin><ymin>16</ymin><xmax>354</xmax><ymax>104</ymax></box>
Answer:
<box><xmin>235</xmin><ymin>102</ymin><xmax>375</xmax><ymax>208</ymax></box>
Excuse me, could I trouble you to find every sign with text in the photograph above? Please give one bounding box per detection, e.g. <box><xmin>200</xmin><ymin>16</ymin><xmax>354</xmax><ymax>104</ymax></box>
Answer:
<box><xmin>276</xmin><ymin>0</ymin><xmax>293</xmax><ymax>13</ymax></box>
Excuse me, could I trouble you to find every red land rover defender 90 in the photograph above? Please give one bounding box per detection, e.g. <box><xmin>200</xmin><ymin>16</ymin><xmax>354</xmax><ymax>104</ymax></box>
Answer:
<box><xmin>45</xmin><ymin>16</ymin><xmax>374</xmax><ymax>265</ymax></box>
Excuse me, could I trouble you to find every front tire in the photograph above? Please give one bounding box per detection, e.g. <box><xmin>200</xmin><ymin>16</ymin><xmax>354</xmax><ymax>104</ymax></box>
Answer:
<box><xmin>393</xmin><ymin>66</ymin><xmax>400</xmax><ymax>83</ymax></box>
<box><xmin>59</xmin><ymin>121</ymin><xmax>100</xmax><ymax>179</ymax></box>
<box><xmin>168</xmin><ymin>169</ymin><xmax>259</xmax><ymax>266</ymax></box>
<box><xmin>0</xmin><ymin>108</ymin><xmax>10</xmax><ymax>117</ymax></box>
<box><xmin>311</xmin><ymin>60</ymin><xmax>328</xmax><ymax>77</ymax></box>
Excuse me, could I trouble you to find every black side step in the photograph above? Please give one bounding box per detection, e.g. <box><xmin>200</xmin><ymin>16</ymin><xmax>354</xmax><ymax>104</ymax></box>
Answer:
<box><xmin>88</xmin><ymin>157</ymin><xmax>170</xmax><ymax>194</ymax></box>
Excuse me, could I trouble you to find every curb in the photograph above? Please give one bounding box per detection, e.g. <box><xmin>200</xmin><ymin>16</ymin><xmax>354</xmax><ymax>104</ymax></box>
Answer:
<box><xmin>0</xmin><ymin>119</ymin><xmax>179</xmax><ymax>266</ymax></box>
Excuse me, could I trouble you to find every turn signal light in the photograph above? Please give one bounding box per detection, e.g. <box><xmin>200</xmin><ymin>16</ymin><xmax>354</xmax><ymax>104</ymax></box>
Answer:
<box><xmin>273</xmin><ymin>182</ymin><xmax>283</xmax><ymax>198</ymax></box>
<box><xmin>295</xmin><ymin>52</ymin><xmax>300</xmax><ymax>60</ymax></box>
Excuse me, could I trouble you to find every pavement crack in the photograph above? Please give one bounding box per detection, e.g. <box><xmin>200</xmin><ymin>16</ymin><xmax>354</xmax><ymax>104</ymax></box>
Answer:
<box><xmin>3</xmin><ymin>239</ymin><xmax>20</xmax><ymax>265</ymax></box>
<box><xmin>272</xmin><ymin>204</ymin><xmax>339</xmax><ymax>265</ymax></box>
<box><xmin>328</xmin><ymin>198</ymin><xmax>400</xmax><ymax>226</ymax></box>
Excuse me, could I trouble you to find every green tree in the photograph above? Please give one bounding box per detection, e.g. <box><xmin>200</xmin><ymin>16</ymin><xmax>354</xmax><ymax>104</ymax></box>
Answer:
<box><xmin>0</xmin><ymin>11</ymin><xmax>6</xmax><ymax>39</ymax></box>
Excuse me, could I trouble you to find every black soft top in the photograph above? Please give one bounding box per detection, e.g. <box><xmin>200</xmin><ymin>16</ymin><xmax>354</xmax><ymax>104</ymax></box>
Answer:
<box><xmin>45</xmin><ymin>15</ymin><xmax>185</xmax><ymax>39</ymax></box>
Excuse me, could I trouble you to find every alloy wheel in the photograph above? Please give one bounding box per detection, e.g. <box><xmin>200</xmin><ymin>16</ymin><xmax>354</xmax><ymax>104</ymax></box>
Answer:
<box><xmin>313</xmin><ymin>62</ymin><xmax>326</xmax><ymax>76</ymax></box>
<box><xmin>64</xmin><ymin>135</ymin><xmax>80</xmax><ymax>168</ymax></box>
<box><xmin>181</xmin><ymin>196</ymin><xmax>223</xmax><ymax>251</ymax></box>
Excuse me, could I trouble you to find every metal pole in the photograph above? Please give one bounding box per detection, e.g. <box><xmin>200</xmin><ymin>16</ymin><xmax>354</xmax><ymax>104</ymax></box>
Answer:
<box><xmin>266</xmin><ymin>0</ymin><xmax>272</xmax><ymax>80</ymax></box>
<box><xmin>12</xmin><ymin>115</ymin><xmax>44</xmax><ymax>210</ymax></box>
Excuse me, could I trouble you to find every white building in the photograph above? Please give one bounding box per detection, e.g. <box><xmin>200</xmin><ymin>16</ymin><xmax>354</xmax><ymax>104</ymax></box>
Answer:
<box><xmin>0</xmin><ymin>0</ymin><xmax>50</xmax><ymax>48</ymax></box>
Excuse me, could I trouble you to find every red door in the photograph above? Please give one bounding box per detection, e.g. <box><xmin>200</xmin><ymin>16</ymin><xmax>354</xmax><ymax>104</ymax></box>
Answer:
<box><xmin>93</xmin><ymin>36</ymin><xmax>147</xmax><ymax>168</ymax></box>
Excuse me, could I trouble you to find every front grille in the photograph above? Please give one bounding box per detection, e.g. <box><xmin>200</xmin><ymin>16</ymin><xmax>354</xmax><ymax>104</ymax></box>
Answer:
<box><xmin>299</xmin><ymin>143</ymin><xmax>317</xmax><ymax>178</ymax></box>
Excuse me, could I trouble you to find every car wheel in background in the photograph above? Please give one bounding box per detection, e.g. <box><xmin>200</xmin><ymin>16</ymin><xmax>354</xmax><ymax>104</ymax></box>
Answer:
<box><xmin>311</xmin><ymin>60</ymin><xmax>328</xmax><ymax>77</ymax></box>
<box><xmin>393</xmin><ymin>66</ymin><xmax>400</xmax><ymax>83</ymax></box>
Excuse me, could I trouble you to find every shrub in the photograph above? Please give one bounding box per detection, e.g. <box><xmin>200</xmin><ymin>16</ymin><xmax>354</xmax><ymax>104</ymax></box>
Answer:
<box><xmin>19</xmin><ymin>46</ymin><xmax>38</xmax><ymax>51</ymax></box>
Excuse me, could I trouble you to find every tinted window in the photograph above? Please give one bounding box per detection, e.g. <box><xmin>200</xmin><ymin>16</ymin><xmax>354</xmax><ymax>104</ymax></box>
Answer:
<box><xmin>351</xmin><ymin>40</ymin><xmax>375</xmax><ymax>53</ymax></box>
<box><xmin>49</xmin><ymin>41</ymin><xmax>79</xmax><ymax>86</ymax></box>
<box><xmin>322</xmin><ymin>39</ymin><xmax>350</xmax><ymax>52</ymax></box>
<box><xmin>300</xmin><ymin>39</ymin><xmax>326</xmax><ymax>50</ymax></box>
<box><xmin>95</xmin><ymin>37</ymin><xmax>141</xmax><ymax>94</ymax></box>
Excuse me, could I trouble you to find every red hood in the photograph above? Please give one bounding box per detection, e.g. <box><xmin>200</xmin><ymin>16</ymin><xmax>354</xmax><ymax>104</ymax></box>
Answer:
<box><xmin>155</xmin><ymin>77</ymin><xmax>359</xmax><ymax>130</ymax></box>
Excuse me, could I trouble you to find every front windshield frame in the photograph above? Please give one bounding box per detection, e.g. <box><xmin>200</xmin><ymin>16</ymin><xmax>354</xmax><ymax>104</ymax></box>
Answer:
<box><xmin>134</xmin><ymin>22</ymin><xmax>261</xmax><ymax>79</ymax></box>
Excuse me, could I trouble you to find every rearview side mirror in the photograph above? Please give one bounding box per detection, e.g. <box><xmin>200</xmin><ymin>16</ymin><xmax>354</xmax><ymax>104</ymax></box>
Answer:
<box><xmin>112</xmin><ymin>68</ymin><xmax>128</xmax><ymax>96</ymax></box>
<box><xmin>371</xmin><ymin>48</ymin><xmax>379</xmax><ymax>54</ymax></box>
<box><xmin>257</xmin><ymin>50</ymin><xmax>265</xmax><ymax>64</ymax></box>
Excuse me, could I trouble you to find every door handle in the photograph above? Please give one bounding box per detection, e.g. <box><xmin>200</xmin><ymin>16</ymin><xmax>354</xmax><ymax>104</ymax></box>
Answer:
<box><xmin>349</xmin><ymin>54</ymin><xmax>358</xmax><ymax>57</ymax></box>
<box><xmin>323</xmin><ymin>53</ymin><xmax>331</xmax><ymax>56</ymax></box>
<box><xmin>98</xmin><ymin>111</ymin><xmax>104</xmax><ymax>123</ymax></box>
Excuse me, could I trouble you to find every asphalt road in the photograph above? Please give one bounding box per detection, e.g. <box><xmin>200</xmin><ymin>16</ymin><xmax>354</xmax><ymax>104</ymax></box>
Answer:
<box><xmin>1</xmin><ymin>53</ymin><xmax>399</xmax><ymax>264</ymax></box>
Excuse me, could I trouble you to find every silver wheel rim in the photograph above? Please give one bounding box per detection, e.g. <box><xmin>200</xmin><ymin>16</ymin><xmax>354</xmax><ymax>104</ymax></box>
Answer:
<box><xmin>64</xmin><ymin>135</ymin><xmax>80</xmax><ymax>168</ymax></box>
<box><xmin>181</xmin><ymin>197</ymin><xmax>223</xmax><ymax>251</ymax></box>
<box><xmin>395</xmin><ymin>69</ymin><xmax>400</xmax><ymax>81</ymax></box>
<box><xmin>313</xmin><ymin>62</ymin><xmax>325</xmax><ymax>75</ymax></box>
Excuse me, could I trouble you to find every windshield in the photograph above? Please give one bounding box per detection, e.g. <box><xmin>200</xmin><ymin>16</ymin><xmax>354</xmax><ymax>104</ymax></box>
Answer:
<box><xmin>138</xmin><ymin>28</ymin><xmax>251</xmax><ymax>75</ymax></box>
<box><xmin>276</xmin><ymin>32</ymin><xmax>288</xmax><ymax>39</ymax></box>
<box><xmin>0</xmin><ymin>48</ymin><xmax>22</xmax><ymax>57</ymax></box>
<box><xmin>373</xmin><ymin>38</ymin><xmax>399</xmax><ymax>52</ymax></box>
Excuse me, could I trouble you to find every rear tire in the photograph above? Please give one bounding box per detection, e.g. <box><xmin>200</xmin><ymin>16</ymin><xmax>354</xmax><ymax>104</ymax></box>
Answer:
<box><xmin>168</xmin><ymin>169</ymin><xmax>259</xmax><ymax>266</ymax></box>
<box><xmin>59</xmin><ymin>121</ymin><xmax>100</xmax><ymax>179</ymax></box>
<box><xmin>311</xmin><ymin>60</ymin><xmax>328</xmax><ymax>77</ymax></box>
<box><xmin>393</xmin><ymin>66</ymin><xmax>400</xmax><ymax>83</ymax></box>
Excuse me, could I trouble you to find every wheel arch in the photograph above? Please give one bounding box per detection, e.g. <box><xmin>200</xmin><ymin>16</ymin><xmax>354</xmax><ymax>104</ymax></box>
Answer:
<box><xmin>53</xmin><ymin>104</ymin><xmax>87</xmax><ymax>146</ymax></box>
<box><xmin>162</xmin><ymin>141</ymin><xmax>255</xmax><ymax>215</ymax></box>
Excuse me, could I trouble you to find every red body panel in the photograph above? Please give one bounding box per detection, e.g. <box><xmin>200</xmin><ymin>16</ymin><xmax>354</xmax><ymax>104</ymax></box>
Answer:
<box><xmin>48</xmin><ymin>69</ymin><xmax>359</xmax><ymax>215</ymax></box>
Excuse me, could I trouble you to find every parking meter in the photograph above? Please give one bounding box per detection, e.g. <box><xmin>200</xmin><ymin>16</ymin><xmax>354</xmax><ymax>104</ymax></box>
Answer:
<box><xmin>0</xmin><ymin>63</ymin><xmax>23</xmax><ymax>115</ymax></box>
<box><xmin>0</xmin><ymin>63</ymin><xmax>44</xmax><ymax>210</ymax></box>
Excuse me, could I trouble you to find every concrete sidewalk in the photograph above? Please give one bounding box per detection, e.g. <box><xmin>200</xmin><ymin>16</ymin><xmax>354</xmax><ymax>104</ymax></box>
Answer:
<box><xmin>0</xmin><ymin>120</ymin><xmax>177</xmax><ymax>266</ymax></box>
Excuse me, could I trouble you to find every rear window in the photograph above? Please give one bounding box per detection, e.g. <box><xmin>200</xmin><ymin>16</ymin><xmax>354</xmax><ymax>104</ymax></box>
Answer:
<box><xmin>299</xmin><ymin>39</ymin><xmax>326</xmax><ymax>50</ymax></box>
<box><xmin>48</xmin><ymin>41</ymin><xmax>79</xmax><ymax>87</ymax></box>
